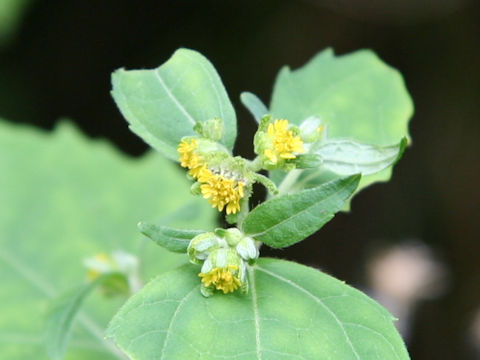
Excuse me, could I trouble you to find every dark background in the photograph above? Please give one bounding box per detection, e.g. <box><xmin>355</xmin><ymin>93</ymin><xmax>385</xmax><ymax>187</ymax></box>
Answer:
<box><xmin>1</xmin><ymin>0</ymin><xmax>479</xmax><ymax>358</ymax></box>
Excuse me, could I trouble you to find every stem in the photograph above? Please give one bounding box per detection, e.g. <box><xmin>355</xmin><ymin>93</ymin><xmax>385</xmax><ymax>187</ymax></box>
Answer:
<box><xmin>276</xmin><ymin>169</ymin><xmax>302</xmax><ymax>195</ymax></box>
<box><xmin>236</xmin><ymin>188</ymin><xmax>252</xmax><ymax>230</ymax></box>
<box><xmin>248</xmin><ymin>156</ymin><xmax>263</xmax><ymax>172</ymax></box>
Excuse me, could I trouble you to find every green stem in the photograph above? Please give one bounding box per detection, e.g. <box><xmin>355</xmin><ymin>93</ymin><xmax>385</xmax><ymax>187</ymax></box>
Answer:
<box><xmin>276</xmin><ymin>169</ymin><xmax>302</xmax><ymax>195</ymax></box>
<box><xmin>248</xmin><ymin>156</ymin><xmax>263</xmax><ymax>172</ymax></box>
<box><xmin>236</xmin><ymin>188</ymin><xmax>252</xmax><ymax>230</ymax></box>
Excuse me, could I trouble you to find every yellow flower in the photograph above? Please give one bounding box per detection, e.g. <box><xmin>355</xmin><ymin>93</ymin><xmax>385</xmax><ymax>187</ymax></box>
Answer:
<box><xmin>200</xmin><ymin>169</ymin><xmax>245</xmax><ymax>214</ymax></box>
<box><xmin>264</xmin><ymin>119</ymin><xmax>304</xmax><ymax>164</ymax></box>
<box><xmin>178</xmin><ymin>139</ymin><xmax>203</xmax><ymax>178</ymax></box>
<box><xmin>199</xmin><ymin>265</ymin><xmax>241</xmax><ymax>294</ymax></box>
<box><xmin>85</xmin><ymin>253</ymin><xmax>111</xmax><ymax>280</ymax></box>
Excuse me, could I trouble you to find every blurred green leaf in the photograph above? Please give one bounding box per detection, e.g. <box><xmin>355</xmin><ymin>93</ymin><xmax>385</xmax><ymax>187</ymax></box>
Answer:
<box><xmin>138</xmin><ymin>223</ymin><xmax>204</xmax><ymax>253</ymax></box>
<box><xmin>243</xmin><ymin>175</ymin><xmax>360</xmax><ymax>248</ymax></box>
<box><xmin>270</xmin><ymin>49</ymin><xmax>413</xmax><ymax>199</ymax></box>
<box><xmin>0</xmin><ymin>120</ymin><xmax>216</xmax><ymax>359</ymax></box>
<box><xmin>107</xmin><ymin>258</ymin><xmax>410</xmax><ymax>360</ymax></box>
<box><xmin>44</xmin><ymin>276</ymin><xmax>105</xmax><ymax>360</ymax></box>
<box><xmin>112</xmin><ymin>48</ymin><xmax>237</xmax><ymax>161</ymax></box>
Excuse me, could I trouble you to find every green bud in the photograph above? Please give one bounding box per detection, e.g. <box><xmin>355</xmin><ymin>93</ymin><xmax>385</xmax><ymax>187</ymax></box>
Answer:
<box><xmin>194</xmin><ymin>118</ymin><xmax>224</xmax><ymax>141</ymax></box>
<box><xmin>190</xmin><ymin>181</ymin><xmax>202</xmax><ymax>195</ymax></box>
<box><xmin>236</xmin><ymin>236</ymin><xmax>258</xmax><ymax>261</ymax></box>
<box><xmin>187</xmin><ymin>232</ymin><xmax>224</xmax><ymax>264</ymax></box>
<box><xmin>195</xmin><ymin>138</ymin><xmax>229</xmax><ymax>155</ymax></box>
<box><xmin>215</xmin><ymin>227</ymin><xmax>244</xmax><ymax>246</ymax></box>
<box><xmin>299</xmin><ymin>116</ymin><xmax>326</xmax><ymax>144</ymax></box>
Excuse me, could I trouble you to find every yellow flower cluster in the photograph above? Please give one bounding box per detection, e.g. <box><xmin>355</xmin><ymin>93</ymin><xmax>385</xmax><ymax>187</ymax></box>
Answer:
<box><xmin>199</xmin><ymin>265</ymin><xmax>241</xmax><ymax>294</ymax></box>
<box><xmin>178</xmin><ymin>138</ymin><xmax>203</xmax><ymax>178</ymax></box>
<box><xmin>198</xmin><ymin>168</ymin><xmax>245</xmax><ymax>214</ymax></box>
<box><xmin>264</xmin><ymin>119</ymin><xmax>304</xmax><ymax>164</ymax></box>
<box><xmin>178</xmin><ymin>139</ymin><xmax>245</xmax><ymax>214</ymax></box>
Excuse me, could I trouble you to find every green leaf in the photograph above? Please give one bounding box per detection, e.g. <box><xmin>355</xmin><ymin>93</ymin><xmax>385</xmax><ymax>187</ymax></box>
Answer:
<box><xmin>44</xmin><ymin>277</ymin><xmax>105</xmax><ymax>360</ymax></box>
<box><xmin>111</xmin><ymin>48</ymin><xmax>237</xmax><ymax>160</ymax></box>
<box><xmin>0</xmin><ymin>120</ymin><xmax>216</xmax><ymax>359</ymax></box>
<box><xmin>106</xmin><ymin>258</ymin><xmax>410</xmax><ymax>360</ymax></box>
<box><xmin>240</xmin><ymin>91</ymin><xmax>268</xmax><ymax>123</ymax></box>
<box><xmin>294</xmin><ymin>154</ymin><xmax>324</xmax><ymax>169</ymax></box>
<box><xmin>242</xmin><ymin>175</ymin><xmax>360</xmax><ymax>248</ymax></box>
<box><xmin>138</xmin><ymin>223</ymin><xmax>205</xmax><ymax>253</ymax></box>
<box><xmin>270</xmin><ymin>48</ymin><xmax>413</xmax><ymax>199</ymax></box>
<box><xmin>312</xmin><ymin>138</ymin><xmax>407</xmax><ymax>176</ymax></box>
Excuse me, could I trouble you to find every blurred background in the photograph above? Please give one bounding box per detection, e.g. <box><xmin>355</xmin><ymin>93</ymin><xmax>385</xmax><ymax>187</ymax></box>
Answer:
<box><xmin>1</xmin><ymin>0</ymin><xmax>478</xmax><ymax>358</ymax></box>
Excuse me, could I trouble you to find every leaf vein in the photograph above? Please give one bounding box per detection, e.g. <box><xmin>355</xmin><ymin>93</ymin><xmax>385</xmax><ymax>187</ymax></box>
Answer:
<box><xmin>154</xmin><ymin>69</ymin><xmax>196</xmax><ymax>125</ymax></box>
<box><xmin>160</xmin><ymin>285</ymin><xmax>199</xmax><ymax>360</ymax></box>
<box><xmin>256</xmin><ymin>266</ymin><xmax>361</xmax><ymax>360</ymax></box>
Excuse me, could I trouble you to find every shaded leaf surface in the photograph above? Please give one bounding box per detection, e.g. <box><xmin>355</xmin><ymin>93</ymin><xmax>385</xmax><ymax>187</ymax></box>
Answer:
<box><xmin>107</xmin><ymin>258</ymin><xmax>410</xmax><ymax>360</ymax></box>
<box><xmin>242</xmin><ymin>175</ymin><xmax>360</xmax><ymax>248</ymax></box>
<box><xmin>270</xmin><ymin>49</ymin><xmax>413</xmax><ymax>198</ymax></box>
<box><xmin>112</xmin><ymin>48</ymin><xmax>237</xmax><ymax>160</ymax></box>
<box><xmin>0</xmin><ymin>121</ymin><xmax>216</xmax><ymax>359</ymax></box>
<box><xmin>312</xmin><ymin>138</ymin><xmax>407</xmax><ymax>176</ymax></box>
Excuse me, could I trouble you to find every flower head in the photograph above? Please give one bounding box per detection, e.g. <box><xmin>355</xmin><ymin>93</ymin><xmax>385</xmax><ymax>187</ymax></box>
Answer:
<box><xmin>264</xmin><ymin>119</ymin><xmax>304</xmax><ymax>164</ymax></box>
<box><xmin>83</xmin><ymin>250</ymin><xmax>141</xmax><ymax>296</ymax></box>
<box><xmin>198</xmin><ymin>248</ymin><xmax>246</xmax><ymax>296</ymax></box>
<box><xmin>199</xmin><ymin>168</ymin><xmax>245</xmax><ymax>214</ymax></box>
<box><xmin>199</xmin><ymin>265</ymin><xmax>242</xmax><ymax>294</ymax></box>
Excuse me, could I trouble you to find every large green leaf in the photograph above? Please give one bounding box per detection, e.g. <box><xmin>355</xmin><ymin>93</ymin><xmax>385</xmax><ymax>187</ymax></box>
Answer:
<box><xmin>242</xmin><ymin>175</ymin><xmax>360</xmax><ymax>248</ymax></box>
<box><xmin>112</xmin><ymin>48</ymin><xmax>237</xmax><ymax>161</ymax></box>
<box><xmin>107</xmin><ymin>258</ymin><xmax>410</xmax><ymax>360</ymax></box>
<box><xmin>270</xmin><ymin>48</ymin><xmax>413</xmax><ymax>197</ymax></box>
<box><xmin>0</xmin><ymin>120</ymin><xmax>216</xmax><ymax>359</ymax></box>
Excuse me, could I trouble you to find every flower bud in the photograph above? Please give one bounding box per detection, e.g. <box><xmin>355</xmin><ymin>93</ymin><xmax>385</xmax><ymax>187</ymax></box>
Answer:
<box><xmin>83</xmin><ymin>250</ymin><xmax>141</xmax><ymax>296</ymax></box>
<box><xmin>194</xmin><ymin>118</ymin><xmax>224</xmax><ymax>142</ymax></box>
<box><xmin>187</xmin><ymin>232</ymin><xmax>225</xmax><ymax>264</ymax></box>
<box><xmin>215</xmin><ymin>227</ymin><xmax>244</xmax><ymax>246</ymax></box>
<box><xmin>235</xmin><ymin>236</ymin><xmax>258</xmax><ymax>261</ymax></box>
<box><xmin>299</xmin><ymin>116</ymin><xmax>325</xmax><ymax>143</ymax></box>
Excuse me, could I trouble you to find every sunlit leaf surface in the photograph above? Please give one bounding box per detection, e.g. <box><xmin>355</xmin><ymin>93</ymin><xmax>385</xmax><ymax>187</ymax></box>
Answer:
<box><xmin>107</xmin><ymin>258</ymin><xmax>409</xmax><ymax>360</ymax></box>
<box><xmin>112</xmin><ymin>48</ymin><xmax>237</xmax><ymax>160</ymax></box>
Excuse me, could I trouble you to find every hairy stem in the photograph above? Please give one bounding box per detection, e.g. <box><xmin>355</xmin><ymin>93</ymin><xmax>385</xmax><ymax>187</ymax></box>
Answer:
<box><xmin>277</xmin><ymin>169</ymin><xmax>302</xmax><ymax>195</ymax></box>
<box><xmin>236</xmin><ymin>188</ymin><xmax>252</xmax><ymax>230</ymax></box>
<box><xmin>248</xmin><ymin>156</ymin><xmax>263</xmax><ymax>172</ymax></box>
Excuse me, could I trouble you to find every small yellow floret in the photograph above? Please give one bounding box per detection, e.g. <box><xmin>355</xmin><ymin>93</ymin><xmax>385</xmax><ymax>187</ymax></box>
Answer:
<box><xmin>199</xmin><ymin>265</ymin><xmax>241</xmax><ymax>294</ymax></box>
<box><xmin>200</xmin><ymin>169</ymin><xmax>245</xmax><ymax>214</ymax></box>
<box><xmin>264</xmin><ymin>119</ymin><xmax>304</xmax><ymax>164</ymax></box>
<box><xmin>178</xmin><ymin>139</ymin><xmax>204</xmax><ymax>178</ymax></box>
<box><xmin>86</xmin><ymin>253</ymin><xmax>110</xmax><ymax>280</ymax></box>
